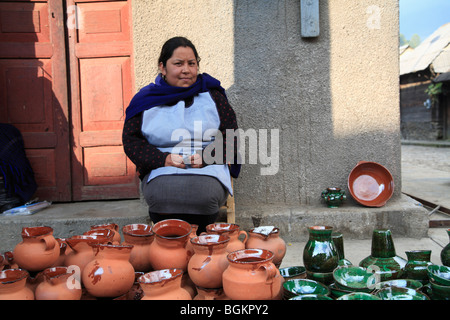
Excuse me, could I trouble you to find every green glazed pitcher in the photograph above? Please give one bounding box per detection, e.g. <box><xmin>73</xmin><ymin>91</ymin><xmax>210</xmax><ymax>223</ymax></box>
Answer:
<box><xmin>303</xmin><ymin>226</ymin><xmax>338</xmax><ymax>284</ymax></box>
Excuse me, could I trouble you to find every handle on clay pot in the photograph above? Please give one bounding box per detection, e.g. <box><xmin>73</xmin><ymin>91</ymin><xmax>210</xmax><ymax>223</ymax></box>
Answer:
<box><xmin>42</xmin><ymin>236</ymin><xmax>57</xmax><ymax>251</ymax></box>
<box><xmin>259</xmin><ymin>262</ymin><xmax>277</xmax><ymax>284</ymax></box>
<box><xmin>238</xmin><ymin>230</ymin><xmax>248</xmax><ymax>244</ymax></box>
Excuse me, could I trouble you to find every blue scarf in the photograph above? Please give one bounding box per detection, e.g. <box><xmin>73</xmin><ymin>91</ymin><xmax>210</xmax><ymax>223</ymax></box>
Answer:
<box><xmin>125</xmin><ymin>73</ymin><xmax>227</xmax><ymax>122</ymax></box>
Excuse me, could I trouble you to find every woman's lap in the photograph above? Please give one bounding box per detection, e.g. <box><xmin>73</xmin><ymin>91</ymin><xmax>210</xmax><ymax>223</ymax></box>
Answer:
<box><xmin>142</xmin><ymin>174</ymin><xmax>228</xmax><ymax>215</ymax></box>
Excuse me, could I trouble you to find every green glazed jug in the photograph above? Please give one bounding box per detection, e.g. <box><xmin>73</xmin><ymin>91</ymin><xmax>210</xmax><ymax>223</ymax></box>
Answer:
<box><xmin>303</xmin><ymin>226</ymin><xmax>338</xmax><ymax>284</ymax></box>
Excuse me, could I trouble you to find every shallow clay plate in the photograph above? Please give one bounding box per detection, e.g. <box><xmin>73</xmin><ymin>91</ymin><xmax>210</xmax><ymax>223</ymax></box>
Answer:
<box><xmin>348</xmin><ymin>161</ymin><xmax>394</xmax><ymax>207</ymax></box>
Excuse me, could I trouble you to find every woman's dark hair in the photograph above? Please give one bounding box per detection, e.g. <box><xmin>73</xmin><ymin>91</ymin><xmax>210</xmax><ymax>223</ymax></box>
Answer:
<box><xmin>158</xmin><ymin>37</ymin><xmax>200</xmax><ymax>67</ymax></box>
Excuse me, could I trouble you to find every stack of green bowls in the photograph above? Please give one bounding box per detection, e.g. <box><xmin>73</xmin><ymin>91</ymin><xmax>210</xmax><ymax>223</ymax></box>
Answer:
<box><xmin>426</xmin><ymin>265</ymin><xmax>450</xmax><ymax>300</ymax></box>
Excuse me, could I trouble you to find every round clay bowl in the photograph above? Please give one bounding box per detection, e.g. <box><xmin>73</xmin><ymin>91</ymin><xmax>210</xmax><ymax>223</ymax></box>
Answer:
<box><xmin>348</xmin><ymin>161</ymin><xmax>394</xmax><ymax>207</ymax></box>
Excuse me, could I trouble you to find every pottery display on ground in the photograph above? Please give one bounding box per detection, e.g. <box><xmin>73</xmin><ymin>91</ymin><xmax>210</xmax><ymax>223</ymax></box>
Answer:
<box><xmin>205</xmin><ymin>223</ymin><xmax>248</xmax><ymax>253</ymax></box>
<box><xmin>35</xmin><ymin>266</ymin><xmax>82</xmax><ymax>300</ymax></box>
<box><xmin>122</xmin><ymin>224</ymin><xmax>154</xmax><ymax>272</ymax></box>
<box><xmin>321</xmin><ymin>187</ymin><xmax>346</xmax><ymax>208</ymax></box>
<box><xmin>441</xmin><ymin>229</ymin><xmax>450</xmax><ymax>267</ymax></box>
<box><xmin>82</xmin><ymin>244</ymin><xmax>135</xmax><ymax>298</ymax></box>
<box><xmin>403</xmin><ymin>250</ymin><xmax>433</xmax><ymax>284</ymax></box>
<box><xmin>13</xmin><ymin>226</ymin><xmax>60</xmax><ymax>272</ymax></box>
<box><xmin>0</xmin><ymin>269</ymin><xmax>34</xmax><ymax>300</ymax></box>
<box><xmin>246</xmin><ymin>226</ymin><xmax>286</xmax><ymax>268</ymax></box>
<box><xmin>138</xmin><ymin>269</ymin><xmax>192</xmax><ymax>300</ymax></box>
<box><xmin>303</xmin><ymin>226</ymin><xmax>339</xmax><ymax>284</ymax></box>
<box><xmin>359</xmin><ymin>229</ymin><xmax>407</xmax><ymax>281</ymax></box>
<box><xmin>148</xmin><ymin>219</ymin><xmax>193</xmax><ymax>271</ymax></box>
<box><xmin>187</xmin><ymin>234</ymin><xmax>230</xmax><ymax>289</ymax></box>
<box><xmin>223</xmin><ymin>248</ymin><xmax>283</xmax><ymax>300</ymax></box>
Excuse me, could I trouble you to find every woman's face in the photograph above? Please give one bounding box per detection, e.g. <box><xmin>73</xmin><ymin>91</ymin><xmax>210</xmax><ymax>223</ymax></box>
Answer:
<box><xmin>159</xmin><ymin>46</ymin><xmax>198</xmax><ymax>87</ymax></box>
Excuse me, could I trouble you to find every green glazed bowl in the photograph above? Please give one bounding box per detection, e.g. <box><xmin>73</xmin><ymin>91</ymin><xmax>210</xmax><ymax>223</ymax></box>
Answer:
<box><xmin>429</xmin><ymin>280</ymin><xmax>450</xmax><ymax>300</ymax></box>
<box><xmin>279</xmin><ymin>266</ymin><xmax>306</xmax><ymax>280</ymax></box>
<box><xmin>329</xmin><ymin>283</ymin><xmax>353</xmax><ymax>299</ymax></box>
<box><xmin>427</xmin><ymin>265</ymin><xmax>450</xmax><ymax>286</ymax></box>
<box><xmin>376</xmin><ymin>286</ymin><xmax>429</xmax><ymax>300</ymax></box>
<box><xmin>375</xmin><ymin>279</ymin><xmax>423</xmax><ymax>291</ymax></box>
<box><xmin>289</xmin><ymin>294</ymin><xmax>333</xmax><ymax>300</ymax></box>
<box><xmin>337</xmin><ymin>292</ymin><xmax>381</xmax><ymax>300</ymax></box>
<box><xmin>283</xmin><ymin>279</ymin><xmax>330</xmax><ymax>299</ymax></box>
<box><xmin>333</xmin><ymin>266</ymin><xmax>376</xmax><ymax>292</ymax></box>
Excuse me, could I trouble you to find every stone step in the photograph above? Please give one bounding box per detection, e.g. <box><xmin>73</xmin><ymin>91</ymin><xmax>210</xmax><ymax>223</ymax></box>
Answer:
<box><xmin>0</xmin><ymin>195</ymin><xmax>429</xmax><ymax>252</ymax></box>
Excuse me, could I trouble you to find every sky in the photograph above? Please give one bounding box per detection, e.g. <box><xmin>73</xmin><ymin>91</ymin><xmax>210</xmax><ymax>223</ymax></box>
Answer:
<box><xmin>399</xmin><ymin>0</ymin><xmax>450</xmax><ymax>42</ymax></box>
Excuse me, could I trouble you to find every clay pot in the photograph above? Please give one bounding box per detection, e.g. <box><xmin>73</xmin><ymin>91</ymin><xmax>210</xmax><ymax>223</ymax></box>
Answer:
<box><xmin>148</xmin><ymin>219</ymin><xmax>193</xmax><ymax>271</ymax></box>
<box><xmin>138</xmin><ymin>269</ymin><xmax>192</xmax><ymax>300</ymax></box>
<box><xmin>194</xmin><ymin>286</ymin><xmax>230</xmax><ymax>300</ymax></box>
<box><xmin>13</xmin><ymin>226</ymin><xmax>60</xmax><ymax>272</ymax></box>
<box><xmin>82</xmin><ymin>244</ymin><xmax>135</xmax><ymax>298</ymax></box>
<box><xmin>223</xmin><ymin>248</ymin><xmax>283</xmax><ymax>300</ymax></box>
<box><xmin>0</xmin><ymin>269</ymin><xmax>34</xmax><ymax>300</ymax></box>
<box><xmin>122</xmin><ymin>224</ymin><xmax>154</xmax><ymax>272</ymax></box>
<box><xmin>188</xmin><ymin>234</ymin><xmax>230</xmax><ymax>289</ymax></box>
<box><xmin>35</xmin><ymin>266</ymin><xmax>82</xmax><ymax>300</ymax></box>
<box><xmin>1</xmin><ymin>252</ymin><xmax>18</xmax><ymax>270</ymax></box>
<box><xmin>186</xmin><ymin>224</ymin><xmax>199</xmax><ymax>254</ymax></box>
<box><xmin>246</xmin><ymin>227</ymin><xmax>286</xmax><ymax>268</ymax></box>
<box><xmin>89</xmin><ymin>223</ymin><xmax>121</xmax><ymax>244</ymax></box>
<box><xmin>64</xmin><ymin>232</ymin><xmax>113</xmax><ymax>273</ymax></box>
<box><xmin>205</xmin><ymin>223</ymin><xmax>248</xmax><ymax>253</ymax></box>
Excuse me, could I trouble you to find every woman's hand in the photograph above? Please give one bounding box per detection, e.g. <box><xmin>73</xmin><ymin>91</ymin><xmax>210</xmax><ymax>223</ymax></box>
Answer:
<box><xmin>164</xmin><ymin>153</ymin><xmax>204</xmax><ymax>168</ymax></box>
<box><xmin>165</xmin><ymin>154</ymin><xmax>186</xmax><ymax>168</ymax></box>
<box><xmin>189</xmin><ymin>153</ymin><xmax>204</xmax><ymax>168</ymax></box>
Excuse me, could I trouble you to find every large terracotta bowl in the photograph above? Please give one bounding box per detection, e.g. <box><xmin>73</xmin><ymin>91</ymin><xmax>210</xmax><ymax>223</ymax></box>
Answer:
<box><xmin>348</xmin><ymin>161</ymin><xmax>394</xmax><ymax>207</ymax></box>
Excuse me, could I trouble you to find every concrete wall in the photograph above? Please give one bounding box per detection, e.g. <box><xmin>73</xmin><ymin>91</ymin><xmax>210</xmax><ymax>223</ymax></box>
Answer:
<box><xmin>131</xmin><ymin>0</ymin><xmax>401</xmax><ymax>209</ymax></box>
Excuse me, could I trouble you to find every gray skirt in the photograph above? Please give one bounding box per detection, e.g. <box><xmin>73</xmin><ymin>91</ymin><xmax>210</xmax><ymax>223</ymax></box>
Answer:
<box><xmin>142</xmin><ymin>174</ymin><xmax>228</xmax><ymax>215</ymax></box>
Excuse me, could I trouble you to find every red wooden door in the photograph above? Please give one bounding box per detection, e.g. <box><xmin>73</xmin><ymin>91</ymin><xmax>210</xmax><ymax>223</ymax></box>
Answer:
<box><xmin>67</xmin><ymin>0</ymin><xmax>138</xmax><ymax>200</ymax></box>
<box><xmin>0</xmin><ymin>0</ymin><xmax>71</xmax><ymax>201</ymax></box>
<box><xmin>0</xmin><ymin>0</ymin><xmax>138</xmax><ymax>202</ymax></box>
